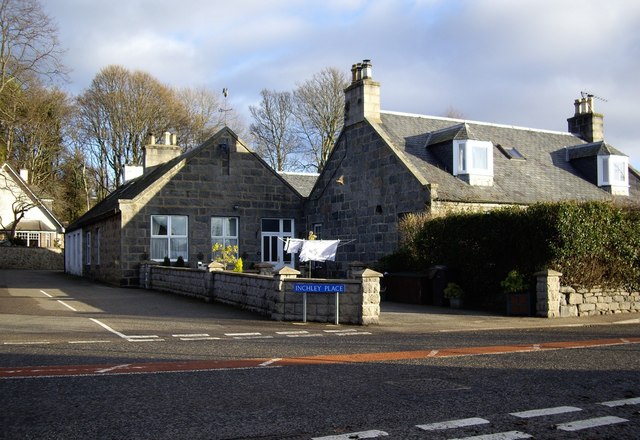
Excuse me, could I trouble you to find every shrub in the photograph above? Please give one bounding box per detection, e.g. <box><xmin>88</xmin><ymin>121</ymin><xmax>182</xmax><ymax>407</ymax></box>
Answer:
<box><xmin>162</xmin><ymin>256</ymin><xmax>171</xmax><ymax>266</ymax></box>
<box><xmin>174</xmin><ymin>256</ymin><xmax>185</xmax><ymax>267</ymax></box>
<box><xmin>233</xmin><ymin>258</ymin><xmax>243</xmax><ymax>273</ymax></box>
<box><xmin>380</xmin><ymin>201</ymin><xmax>640</xmax><ymax>310</ymax></box>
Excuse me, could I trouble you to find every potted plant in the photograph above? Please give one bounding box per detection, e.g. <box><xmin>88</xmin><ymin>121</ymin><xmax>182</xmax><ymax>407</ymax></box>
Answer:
<box><xmin>501</xmin><ymin>270</ymin><xmax>531</xmax><ymax>315</ymax></box>
<box><xmin>444</xmin><ymin>282</ymin><xmax>464</xmax><ymax>309</ymax></box>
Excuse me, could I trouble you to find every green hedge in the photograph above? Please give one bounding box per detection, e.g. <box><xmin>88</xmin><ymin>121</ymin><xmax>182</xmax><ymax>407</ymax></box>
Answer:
<box><xmin>379</xmin><ymin>202</ymin><xmax>640</xmax><ymax>310</ymax></box>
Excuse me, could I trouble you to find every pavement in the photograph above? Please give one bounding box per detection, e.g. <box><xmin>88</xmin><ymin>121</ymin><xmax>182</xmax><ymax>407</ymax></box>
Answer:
<box><xmin>377</xmin><ymin>301</ymin><xmax>640</xmax><ymax>333</ymax></box>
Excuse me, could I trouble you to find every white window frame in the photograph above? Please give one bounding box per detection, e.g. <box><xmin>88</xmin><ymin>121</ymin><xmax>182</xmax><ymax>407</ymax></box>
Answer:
<box><xmin>261</xmin><ymin>218</ymin><xmax>294</xmax><ymax>268</ymax></box>
<box><xmin>95</xmin><ymin>227</ymin><xmax>100</xmax><ymax>266</ymax></box>
<box><xmin>85</xmin><ymin>231</ymin><xmax>91</xmax><ymax>265</ymax></box>
<box><xmin>150</xmin><ymin>215</ymin><xmax>188</xmax><ymax>262</ymax></box>
<box><xmin>598</xmin><ymin>155</ymin><xmax>629</xmax><ymax>186</ymax></box>
<box><xmin>453</xmin><ymin>140</ymin><xmax>494</xmax><ymax>176</ymax></box>
<box><xmin>211</xmin><ymin>217</ymin><xmax>239</xmax><ymax>259</ymax></box>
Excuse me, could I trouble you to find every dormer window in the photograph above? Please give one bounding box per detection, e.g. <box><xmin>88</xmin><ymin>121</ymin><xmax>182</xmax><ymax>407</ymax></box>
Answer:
<box><xmin>598</xmin><ymin>155</ymin><xmax>629</xmax><ymax>195</ymax></box>
<box><xmin>453</xmin><ymin>140</ymin><xmax>494</xmax><ymax>186</ymax></box>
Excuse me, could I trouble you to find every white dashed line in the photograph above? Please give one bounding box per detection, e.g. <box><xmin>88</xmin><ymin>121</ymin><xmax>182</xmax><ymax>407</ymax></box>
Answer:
<box><xmin>172</xmin><ymin>333</ymin><xmax>210</xmax><ymax>338</ymax></box>
<box><xmin>323</xmin><ymin>329</ymin><xmax>357</xmax><ymax>333</ymax></box>
<box><xmin>600</xmin><ymin>397</ymin><xmax>640</xmax><ymax>407</ymax></box>
<box><xmin>510</xmin><ymin>406</ymin><xmax>582</xmax><ymax>418</ymax></box>
<box><xmin>556</xmin><ymin>416</ymin><xmax>628</xmax><ymax>431</ymax></box>
<box><xmin>68</xmin><ymin>340</ymin><xmax>111</xmax><ymax>344</ymax></box>
<box><xmin>450</xmin><ymin>431</ymin><xmax>532</xmax><ymax>440</ymax></box>
<box><xmin>312</xmin><ymin>429</ymin><xmax>389</xmax><ymax>439</ymax></box>
<box><xmin>224</xmin><ymin>332</ymin><xmax>261</xmax><ymax>337</ymax></box>
<box><xmin>417</xmin><ymin>417</ymin><xmax>490</xmax><ymax>431</ymax></box>
<box><xmin>276</xmin><ymin>331</ymin><xmax>309</xmax><ymax>335</ymax></box>
<box><xmin>3</xmin><ymin>341</ymin><xmax>50</xmax><ymax>345</ymax></box>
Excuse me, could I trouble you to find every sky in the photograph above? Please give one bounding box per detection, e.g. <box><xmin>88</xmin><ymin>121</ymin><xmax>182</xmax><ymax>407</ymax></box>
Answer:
<box><xmin>44</xmin><ymin>0</ymin><xmax>640</xmax><ymax>168</ymax></box>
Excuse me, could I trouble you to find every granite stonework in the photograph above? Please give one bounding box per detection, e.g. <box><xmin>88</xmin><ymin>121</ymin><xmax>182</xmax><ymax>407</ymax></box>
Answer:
<box><xmin>0</xmin><ymin>247</ymin><xmax>63</xmax><ymax>270</ymax></box>
<box><xmin>535</xmin><ymin>269</ymin><xmax>640</xmax><ymax>317</ymax></box>
<box><xmin>139</xmin><ymin>262</ymin><xmax>382</xmax><ymax>325</ymax></box>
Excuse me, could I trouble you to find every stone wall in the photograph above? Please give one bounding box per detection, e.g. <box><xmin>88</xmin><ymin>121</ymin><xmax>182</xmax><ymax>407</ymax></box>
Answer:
<box><xmin>535</xmin><ymin>269</ymin><xmax>640</xmax><ymax>317</ymax></box>
<box><xmin>139</xmin><ymin>262</ymin><xmax>382</xmax><ymax>325</ymax></box>
<box><xmin>0</xmin><ymin>247</ymin><xmax>63</xmax><ymax>270</ymax></box>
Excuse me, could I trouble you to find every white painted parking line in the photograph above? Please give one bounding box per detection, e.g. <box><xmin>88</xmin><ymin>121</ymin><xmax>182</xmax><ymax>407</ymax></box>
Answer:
<box><xmin>417</xmin><ymin>417</ymin><xmax>490</xmax><ymax>431</ymax></box>
<box><xmin>510</xmin><ymin>406</ymin><xmax>582</xmax><ymax>418</ymax></box>
<box><xmin>556</xmin><ymin>416</ymin><xmax>628</xmax><ymax>431</ymax></box>
<box><xmin>127</xmin><ymin>338</ymin><xmax>165</xmax><ymax>342</ymax></box>
<box><xmin>285</xmin><ymin>333</ymin><xmax>323</xmax><ymax>338</ymax></box>
<box><xmin>600</xmin><ymin>397</ymin><xmax>640</xmax><ymax>407</ymax></box>
<box><xmin>336</xmin><ymin>332</ymin><xmax>372</xmax><ymax>336</ymax></box>
<box><xmin>276</xmin><ymin>331</ymin><xmax>309</xmax><ymax>335</ymax></box>
<box><xmin>224</xmin><ymin>332</ymin><xmax>262</xmax><ymax>337</ymax></box>
<box><xmin>451</xmin><ymin>431</ymin><xmax>532</xmax><ymax>440</ymax></box>
<box><xmin>231</xmin><ymin>335</ymin><xmax>274</xmax><ymax>340</ymax></box>
<box><xmin>172</xmin><ymin>333</ymin><xmax>210</xmax><ymax>338</ymax></box>
<box><xmin>312</xmin><ymin>429</ymin><xmax>388</xmax><ymax>439</ymax></box>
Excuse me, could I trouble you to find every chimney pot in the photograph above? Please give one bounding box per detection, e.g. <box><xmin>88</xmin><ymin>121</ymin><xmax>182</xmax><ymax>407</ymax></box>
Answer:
<box><xmin>164</xmin><ymin>131</ymin><xmax>171</xmax><ymax>145</ymax></box>
<box><xmin>356</xmin><ymin>63</ymin><xmax>362</xmax><ymax>81</ymax></box>
<box><xmin>148</xmin><ymin>133</ymin><xmax>156</xmax><ymax>145</ymax></box>
<box><xmin>362</xmin><ymin>59</ymin><xmax>372</xmax><ymax>79</ymax></box>
<box><xmin>171</xmin><ymin>133</ymin><xmax>177</xmax><ymax>145</ymax></box>
<box><xmin>351</xmin><ymin>64</ymin><xmax>358</xmax><ymax>83</ymax></box>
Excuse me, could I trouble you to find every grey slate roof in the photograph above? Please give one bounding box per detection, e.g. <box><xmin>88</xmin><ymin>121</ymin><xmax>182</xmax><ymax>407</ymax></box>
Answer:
<box><xmin>278</xmin><ymin>172</ymin><xmax>319</xmax><ymax>197</ymax></box>
<box><xmin>66</xmin><ymin>128</ymin><xmax>307</xmax><ymax>231</ymax></box>
<box><xmin>376</xmin><ymin>111</ymin><xmax>639</xmax><ymax>205</ymax></box>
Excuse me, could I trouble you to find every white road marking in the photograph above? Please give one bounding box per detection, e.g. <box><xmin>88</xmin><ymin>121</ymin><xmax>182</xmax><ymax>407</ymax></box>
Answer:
<box><xmin>417</xmin><ymin>417</ymin><xmax>490</xmax><ymax>431</ymax></box>
<box><xmin>172</xmin><ymin>333</ymin><xmax>210</xmax><ymax>338</ymax></box>
<box><xmin>336</xmin><ymin>332</ymin><xmax>372</xmax><ymax>336</ymax></box>
<box><xmin>3</xmin><ymin>341</ymin><xmax>50</xmax><ymax>345</ymax></box>
<box><xmin>95</xmin><ymin>364</ymin><xmax>131</xmax><ymax>374</ymax></box>
<box><xmin>450</xmin><ymin>431</ymin><xmax>532</xmax><ymax>440</ymax></box>
<box><xmin>89</xmin><ymin>318</ymin><xmax>128</xmax><ymax>338</ymax></box>
<box><xmin>126</xmin><ymin>335</ymin><xmax>160</xmax><ymax>339</ymax></box>
<box><xmin>39</xmin><ymin>290</ymin><xmax>53</xmax><ymax>297</ymax></box>
<box><xmin>231</xmin><ymin>335</ymin><xmax>274</xmax><ymax>340</ymax></box>
<box><xmin>556</xmin><ymin>416</ymin><xmax>628</xmax><ymax>431</ymax></box>
<box><xmin>323</xmin><ymin>329</ymin><xmax>357</xmax><ymax>333</ymax></box>
<box><xmin>276</xmin><ymin>331</ymin><xmax>309</xmax><ymax>335</ymax></box>
<box><xmin>56</xmin><ymin>300</ymin><xmax>78</xmax><ymax>312</ymax></box>
<box><xmin>128</xmin><ymin>338</ymin><xmax>165</xmax><ymax>342</ymax></box>
<box><xmin>68</xmin><ymin>340</ymin><xmax>111</xmax><ymax>344</ymax></box>
<box><xmin>178</xmin><ymin>337</ymin><xmax>221</xmax><ymax>341</ymax></box>
<box><xmin>510</xmin><ymin>406</ymin><xmax>582</xmax><ymax>418</ymax></box>
<box><xmin>427</xmin><ymin>350</ymin><xmax>439</xmax><ymax>357</ymax></box>
<box><xmin>600</xmin><ymin>397</ymin><xmax>640</xmax><ymax>407</ymax></box>
<box><xmin>258</xmin><ymin>358</ymin><xmax>282</xmax><ymax>367</ymax></box>
<box><xmin>285</xmin><ymin>333</ymin><xmax>323</xmax><ymax>338</ymax></box>
<box><xmin>312</xmin><ymin>429</ymin><xmax>388</xmax><ymax>439</ymax></box>
<box><xmin>224</xmin><ymin>332</ymin><xmax>261</xmax><ymax>337</ymax></box>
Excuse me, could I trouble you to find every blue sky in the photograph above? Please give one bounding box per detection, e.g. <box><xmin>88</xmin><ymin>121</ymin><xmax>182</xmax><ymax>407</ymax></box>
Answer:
<box><xmin>45</xmin><ymin>0</ymin><xmax>640</xmax><ymax>168</ymax></box>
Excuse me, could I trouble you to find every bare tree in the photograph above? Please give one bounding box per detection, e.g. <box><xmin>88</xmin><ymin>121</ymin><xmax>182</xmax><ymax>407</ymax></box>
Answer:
<box><xmin>76</xmin><ymin>65</ymin><xmax>181</xmax><ymax>197</ymax></box>
<box><xmin>293</xmin><ymin>67</ymin><xmax>348</xmax><ymax>171</ymax></box>
<box><xmin>249</xmin><ymin>89</ymin><xmax>300</xmax><ymax>171</ymax></box>
<box><xmin>442</xmin><ymin>105</ymin><xmax>465</xmax><ymax>119</ymax></box>
<box><xmin>0</xmin><ymin>0</ymin><xmax>67</xmax><ymax>163</ymax></box>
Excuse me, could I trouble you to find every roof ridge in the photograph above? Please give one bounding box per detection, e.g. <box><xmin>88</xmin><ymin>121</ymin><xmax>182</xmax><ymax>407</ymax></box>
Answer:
<box><xmin>381</xmin><ymin>110</ymin><xmax>577</xmax><ymax>137</ymax></box>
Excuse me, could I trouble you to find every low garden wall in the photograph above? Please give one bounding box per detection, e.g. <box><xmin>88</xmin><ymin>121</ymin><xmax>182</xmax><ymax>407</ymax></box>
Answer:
<box><xmin>139</xmin><ymin>261</ymin><xmax>381</xmax><ymax>325</ymax></box>
<box><xmin>535</xmin><ymin>270</ymin><xmax>640</xmax><ymax>317</ymax></box>
<box><xmin>0</xmin><ymin>246</ymin><xmax>63</xmax><ymax>270</ymax></box>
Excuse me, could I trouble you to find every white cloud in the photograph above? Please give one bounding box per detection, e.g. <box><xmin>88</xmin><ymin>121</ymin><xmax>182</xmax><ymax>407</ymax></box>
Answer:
<box><xmin>43</xmin><ymin>0</ymin><xmax>640</xmax><ymax>167</ymax></box>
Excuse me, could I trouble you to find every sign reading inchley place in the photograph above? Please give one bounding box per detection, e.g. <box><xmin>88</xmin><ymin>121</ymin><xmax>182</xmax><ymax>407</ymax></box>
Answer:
<box><xmin>293</xmin><ymin>283</ymin><xmax>345</xmax><ymax>293</ymax></box>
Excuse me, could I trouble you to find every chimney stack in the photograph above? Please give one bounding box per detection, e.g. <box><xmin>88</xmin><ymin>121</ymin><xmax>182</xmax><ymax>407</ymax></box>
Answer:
<box><xmin>143</xmin><ymin>132</ymin><xmax>182</xmax><ymax>174</ymax></box>
<box><xmin>344</xmin><ymin>59</ymin><xmax>381</xmax><ymax>127</ymax></box>
<box><xmin>567</xmin><ymin>94</ymin><xmax>604</xmax><ymax>142</ymax></box>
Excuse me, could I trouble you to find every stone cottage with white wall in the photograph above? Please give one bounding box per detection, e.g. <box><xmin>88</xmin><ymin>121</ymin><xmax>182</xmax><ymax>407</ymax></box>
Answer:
<box><xmin>64</xmin><ymin>128</ymin><xmax>315</xmax><ymax>286</ymax></box>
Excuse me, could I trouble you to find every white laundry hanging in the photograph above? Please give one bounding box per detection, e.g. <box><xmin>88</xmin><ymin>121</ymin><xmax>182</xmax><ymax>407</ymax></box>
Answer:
<box><xmin>284</xmin><ymin>238</ymin><xmax>304</xmax><ymax>254</ymax></box>
<box><xmin>298</xmin><ymin>239</ymin><xmax>340</xmax><ymax>262</ymax></box>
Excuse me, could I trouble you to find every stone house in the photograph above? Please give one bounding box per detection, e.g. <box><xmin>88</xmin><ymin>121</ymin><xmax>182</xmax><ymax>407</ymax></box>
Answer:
<box><xmin>64</xmin><ymin>129</ymin><xmax>315</xmax><ymax>285</ymax></box>
<box><xmin>304</xmin><ymin>60</ymin><xmax>639</xmax><ymax>275</ymax></box>
<box><xmin>0</xmin><ymin>163</ymin><xmax>65</xmax><ymax>248</ymax></box>
<box><xmin>65</xmin><ymin>60</ymin><xmax>639</xmax><ymax>285</ymax></box>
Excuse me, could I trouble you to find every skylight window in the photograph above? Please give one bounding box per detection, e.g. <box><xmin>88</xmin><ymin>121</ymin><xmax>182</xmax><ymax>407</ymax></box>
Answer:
<box><xmin>497</xmin><ymin>144</ymin><xmax>526</xmax><ymax>160</ymax></box>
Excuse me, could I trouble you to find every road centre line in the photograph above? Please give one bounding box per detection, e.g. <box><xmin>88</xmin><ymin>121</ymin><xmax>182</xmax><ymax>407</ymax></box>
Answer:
<box><xmin>556</xmin><ymin>416</ymin><xmax>628</xmax><ymax>431</ymax></box>
<box><xmin>417</xmin><ymin>417</ymin><xmax>490</xmax><ymax>431</ymax></box>
<box><xmin>510</xmin><ymin>406</ymin><xmax>582</xmax><ymax>418</ymax></box>
<box><xmin>3</xmin><ymin>337</ymin><xmax>639</xmax><ymax>379</ymax></box>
